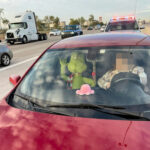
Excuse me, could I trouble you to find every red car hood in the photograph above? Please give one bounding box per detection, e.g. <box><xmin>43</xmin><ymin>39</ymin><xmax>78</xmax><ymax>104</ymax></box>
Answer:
<box><xmin>0</xmin><ymin>99</ymin><xmax>150</xmax><ymax>150</ymax></box>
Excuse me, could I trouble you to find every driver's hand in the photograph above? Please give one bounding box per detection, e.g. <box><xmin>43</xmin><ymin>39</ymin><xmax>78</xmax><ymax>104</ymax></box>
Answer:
<box><xmin>133</xmin><ymin>66</ymin><xmax>147</xmax><ymax>85</ymax></box>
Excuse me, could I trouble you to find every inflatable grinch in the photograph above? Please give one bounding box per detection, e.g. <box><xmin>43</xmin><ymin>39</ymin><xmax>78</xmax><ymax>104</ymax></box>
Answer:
<box><xmin>60</xmin><ymin>52</ymin><xmax>95</xmax><ymax>89</ymax></box>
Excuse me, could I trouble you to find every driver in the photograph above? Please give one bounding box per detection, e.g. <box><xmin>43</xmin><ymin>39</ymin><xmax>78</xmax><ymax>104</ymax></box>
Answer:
<box><xmin>98</xmin><ymin>53</ymin><xmax>147</xmax><ymax>90</ymax></box>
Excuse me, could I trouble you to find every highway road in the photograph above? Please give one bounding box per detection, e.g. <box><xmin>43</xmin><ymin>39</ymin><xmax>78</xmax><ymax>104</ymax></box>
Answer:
<box><xmin>0</xmin><ymin>30</ymin><xmax>98</xmax><ymax>99</ymax></box>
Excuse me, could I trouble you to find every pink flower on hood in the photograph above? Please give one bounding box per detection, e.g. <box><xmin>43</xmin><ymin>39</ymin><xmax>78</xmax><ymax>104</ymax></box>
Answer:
<box><xmin>76</xmin><ymin>84</ymin><xmax>95</xmax><ymax>95</ymax></box>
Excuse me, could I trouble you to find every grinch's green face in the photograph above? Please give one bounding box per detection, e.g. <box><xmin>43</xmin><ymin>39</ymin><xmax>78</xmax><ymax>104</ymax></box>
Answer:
<box><xmin>68</xmin><ymin>52</ymin><xmax>87</xmax><ymax>73</ymax></box>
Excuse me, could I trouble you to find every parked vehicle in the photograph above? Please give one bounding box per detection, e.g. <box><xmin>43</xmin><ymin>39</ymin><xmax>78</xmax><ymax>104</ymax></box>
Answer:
<box><xmin>5</xmin><ymin>11</ymin><xmax>47</xmax><ymax>45</ymax></box>
<box><xmin>100</xmin><ymin>25</ymin><xmax>106</xmax><ymax>32</ymax></box>
<box><xmin>0</xmin><ymin>42</ymin><xmax>13</xmax><ymax>66</ymax></box>
<box><xmin>49</xmin><ymin>29</ymin><xmax>61</xmax><ymax>36</ymax></box>
<box><xmin>2</xmin><ymin>32</ymin><xmax>150</xmax><ymax>150</ymax></box>
<box><xmin>140</xmin><ymin>25</ymin><xmax>145</xmax><ymax>30</ymax></box>
<box><xmin>105</xmin><ymin>16</ymin><xmax>140</xmax><ymax>32</ymax></box>
<box><xmin>61</xmin><ymin>25</ymin><xmax>83</xmax><ymax>39</ymax></box>
<box><xmin>87</xmin><ymin>26</ymin><xmax>93</xmax><ymax>30</ymax></box>
<box><xmin>95</xmin><ymin>24</ymin><xmax>101</xmax><ymax>30</ymax></box>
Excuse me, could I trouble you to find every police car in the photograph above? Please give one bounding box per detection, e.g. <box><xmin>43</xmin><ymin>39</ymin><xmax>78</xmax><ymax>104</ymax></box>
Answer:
<box><xmin>105</xmin><ymin>16</ymin><xmax>141</xmax><ymax>32</ymax></box>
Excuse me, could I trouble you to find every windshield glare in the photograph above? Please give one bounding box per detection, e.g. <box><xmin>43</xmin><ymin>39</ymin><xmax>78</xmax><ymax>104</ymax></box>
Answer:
<box><xmin>16</xmin><ymin>47</ymin><xmax>150</xmax><ymax>109</ymax></box>
<box><xmin>9</xmin><ymin>22</ymin><xmax>26</xmax><ymax>29</ymax></box>
<box><xmin>65</xmin><ymin>26</ymin><xmax>77</xmax><ymax>30</ymax></box>
<box><xmin>106</xmin><ymin>21</ymin><xmax>139</xmax><ymax>31</ymax></box>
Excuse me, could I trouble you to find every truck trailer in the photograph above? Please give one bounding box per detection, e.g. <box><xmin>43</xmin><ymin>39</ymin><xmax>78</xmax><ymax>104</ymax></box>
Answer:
<box><xmin>5</xmin><ymin>11</ymin><xmax>47</xmax><ymax>45</ymax></box>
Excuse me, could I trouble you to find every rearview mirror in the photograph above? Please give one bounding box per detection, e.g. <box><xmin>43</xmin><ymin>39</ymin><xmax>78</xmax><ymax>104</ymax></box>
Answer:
<box><xmin>9</xmin><ymin>75</ymin><xmax>21</xmax><ymax>86</ymax></box>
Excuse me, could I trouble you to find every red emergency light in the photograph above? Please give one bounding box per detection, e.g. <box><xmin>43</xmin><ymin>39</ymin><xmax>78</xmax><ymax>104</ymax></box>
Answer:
<box><xmin>110</xmin><ymin>16</ymin><xmax>135</xmax><ymax>22</ymax></box>
<box><xmin>128</xmin><ymin>16</ymin><xmax>135</xmax><ymax>20</ymax></box>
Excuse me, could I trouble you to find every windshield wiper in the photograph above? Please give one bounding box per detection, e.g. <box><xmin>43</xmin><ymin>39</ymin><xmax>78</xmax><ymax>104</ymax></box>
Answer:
<box><xmin>14</xmin><ymin>94</ymin><xmax>74</xmax><ymax>117</ymax></box>
<box><xmin>32</xmin><ymin>106</ymin><xmax>74</xmax><ymax>116</ymax></box>
<box><xmin>47</xmin><ymin>103</ymin><xmax>150</xmax><ymax>121</ymax></box>
<box><xmin>47</xmin><ymin>103</ymin><xmax>125</xmax><ymax>109</ymax></box>
<box><xmin>13</xmin><ymin>94</ymin><xmax>150</xmax><ymax>120</ymax></box>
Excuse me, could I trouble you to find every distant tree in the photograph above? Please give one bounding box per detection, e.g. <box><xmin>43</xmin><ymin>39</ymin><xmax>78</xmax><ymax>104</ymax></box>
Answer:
<box><xmin>69</xmin><ymin>18</ymin><xmax>80</xmax><ymax>25</ymax></box>
<box><xmin>100</xmin><ymin>22</ymin><xmax>104</xmax><ymax>26</ymax></box>
<box><xmin>92</xmin><ymin>20</ymin><xmax>100</xmax><ymax>26</ymax></box>
<box><xmin>0</xmin><ymin>8</ymin><xmax>4</xmax><ymax>29</ymax></box>
<box><xmin>35</xmin><ymin>15</ymin><xmax>39</xmax><ymax>21</ymax></box>
<box><xmin>2</xmin><ymin>18</ymin><xmax>9</xmax><ymax>25</ymax></box>
<box><xmin>44</xmin><ymin>16</ymin><xmax>55</xmax><ymax>24</ymax></box>
<box><xmin>78</xmin><ymin>17</ymin><xmax>85</xmax><ymax>27</ymax></box>
<box><xmin>50</xmin><ymin>16</ymin><xmax>55</xmax><ymax>22</ymax></box>
<box><xmin>54</xmin><ymin>17</ymin><xmax>60</xmax><ymax>28</ymax></box>
<box><xmin>35</xmin><ymin>15</ymin><xmax>43</xmax><ymax>31</ymax></box>
<box><xmin>2</xmin><ymin>18</ymin><xmax>9</xmax><ymax>29</ymax></box>
<box><xmin>0</xmin><ymin>8</ymin><xmax>4</xmax><ymax>17</ymax></box>
<box><xmin>0</xmin><ymin>9</ymin><xmax>10</xmax><ymax>30</ymax></box>
<box><xmin>44</xmin><ymin>16</ymin><xmax>51</xmax><ymax>28</ymax></box>
<box><xmin>88</xmin><ymin>14</ymin><xmax>94</xmax><ymax>26</ymax></box>
<box><xmin>44</xmin><ymin>16</ymin><xmax>49</xmax><ymax>23</ymax></box>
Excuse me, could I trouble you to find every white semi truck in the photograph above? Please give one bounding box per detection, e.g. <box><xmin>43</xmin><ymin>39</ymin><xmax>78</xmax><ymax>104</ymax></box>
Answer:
<box><xmin>5</xmin><ymin>11</ymin><xmax>47</xmax><ymax>45</ymax></box>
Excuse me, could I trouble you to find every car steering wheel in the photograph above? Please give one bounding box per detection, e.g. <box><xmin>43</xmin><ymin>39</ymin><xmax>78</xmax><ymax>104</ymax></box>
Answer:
<box><xmin>111</xmin><ymin>77</ymin><xmax>143</xmax><ymax>88</ymax></box>
<box><xmin>110</xmin><ymin>72</ymin><xmax>144</xmax><ymax>89</ymax></box>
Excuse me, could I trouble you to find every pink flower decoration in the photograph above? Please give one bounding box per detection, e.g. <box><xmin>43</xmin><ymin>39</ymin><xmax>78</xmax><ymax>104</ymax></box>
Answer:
<box><xmin>76</xmin><ymin>84</ymin><xmax>95</xmax><ymax>95</ymax></box>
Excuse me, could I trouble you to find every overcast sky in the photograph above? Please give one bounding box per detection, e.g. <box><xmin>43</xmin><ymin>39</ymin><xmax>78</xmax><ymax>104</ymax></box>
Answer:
<box><xmin>1</xmin><ymin>0</ymin><xmax>150</xmax><ymax>23</ymax></box>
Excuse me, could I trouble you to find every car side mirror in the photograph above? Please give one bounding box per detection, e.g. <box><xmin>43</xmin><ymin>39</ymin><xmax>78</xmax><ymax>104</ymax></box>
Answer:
<box><xmin>9</xmin><ymin>75</ymin><xmax>21</xmax><ymax>86</ymax></box>
<box><xmin>0</xmin><ymin>40</ymin><xmax>1</xmax><ymax>42</ymax></box>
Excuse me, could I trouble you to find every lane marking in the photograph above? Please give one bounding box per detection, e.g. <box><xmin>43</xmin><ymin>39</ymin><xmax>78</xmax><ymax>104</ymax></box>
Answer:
<box><xmin>12</xmin><ymin>41</ymin><xmax>57</xmax><ymax>54</ymax></box>
<box><xmin>10</xmin><ymin>40</ymin><xmax>56</xmax><ymax>53</ymax></box>
<box><xmin>13</xmin><ymin>42</ymin><xmax>49</xmax><ymax>54</ymax></box>
<box><xmin>0</xmin><ymin>56</ymin><xmax>38</xmax><ymax>72</ymax></box>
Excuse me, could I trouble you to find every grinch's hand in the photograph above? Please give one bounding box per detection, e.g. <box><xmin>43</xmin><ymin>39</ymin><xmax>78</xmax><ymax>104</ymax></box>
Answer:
<box><xmin>59</xmin><ymin>58</ymin><xmax>67</xmax><ymax>67</ymax></box>
<box><xmin>83</xmin><ymin>77</ymin><xmax>96</xmax><ymax>87</ymax></box>
<box><xmin>59</xmin><ymin>58</ymin><xmax>68</xmax><ymax>81</ymax></box>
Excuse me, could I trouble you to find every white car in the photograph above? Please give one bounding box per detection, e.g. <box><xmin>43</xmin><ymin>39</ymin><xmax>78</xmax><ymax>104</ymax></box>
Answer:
<box><xmin>100</xmin><ymin>25</ymin><xmax>106</xmax><ymax>32</ymax></box>
<box><xmin>49</xmin><ymin>29</ymin><xmax>61</xmax><ymax>36</ymax></box>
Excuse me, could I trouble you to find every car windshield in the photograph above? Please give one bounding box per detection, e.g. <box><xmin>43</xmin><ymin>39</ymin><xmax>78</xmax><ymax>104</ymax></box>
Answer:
<box><xmin>9</xmin><ymin>22</ymin><xmax>27</xmax><ymax>29</ymax></box>
<box><xmin>105</xmin><ymin>21</ymin><xmax>139</xmax><ymax>32</ymax></box>
<box><xmin>65</xmin><ymin>26</ymin><xmax>76</xmax><ymax>30</ymax></box>
<box><xmin>16</xmin><ymin>46</ymin><xmax>150</xmax><ymax>110</ymax></box>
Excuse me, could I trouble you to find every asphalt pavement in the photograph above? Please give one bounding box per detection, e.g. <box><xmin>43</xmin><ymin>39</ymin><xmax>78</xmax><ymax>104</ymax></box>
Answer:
<box><xmin>0</xmin><ymin>30</ymin><xmax>98</xmax><ymax>99</ymax></box>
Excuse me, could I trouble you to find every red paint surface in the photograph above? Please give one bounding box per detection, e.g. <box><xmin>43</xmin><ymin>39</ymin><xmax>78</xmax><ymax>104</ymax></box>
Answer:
<box><xmin>50</xmin><ymin>32</ymin><xmax>150</xmax><ymax>49</ymax></box>
<box><xmin>0</xmin><ymin>99</ymin><xmax>150</xmax><ymax>150</ymax></box>
<box><xmin>1</xmin><ymin>32</ymin><xmax>150</xmax><ymax>150</ymax></box>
